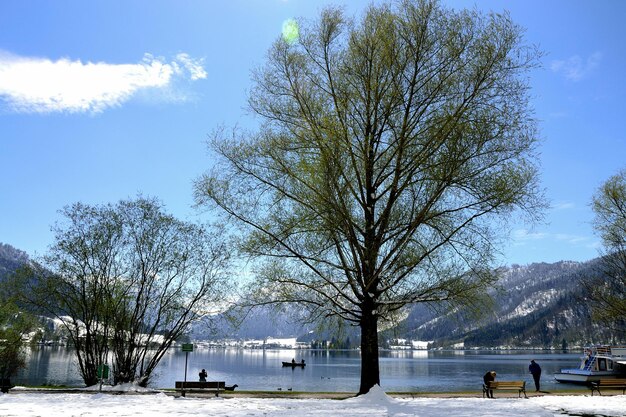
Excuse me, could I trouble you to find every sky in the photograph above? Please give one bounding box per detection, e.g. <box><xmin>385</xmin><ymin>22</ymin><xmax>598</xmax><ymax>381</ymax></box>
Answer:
<box><xmin>1</xmin><ymin>385</ymin><xmax>626</xmax><ymax>417</ymax></box>
<box><xmin>1</xmin><ymin>0</ymin><xmax>625</xmax><ymax>266</ymax></box>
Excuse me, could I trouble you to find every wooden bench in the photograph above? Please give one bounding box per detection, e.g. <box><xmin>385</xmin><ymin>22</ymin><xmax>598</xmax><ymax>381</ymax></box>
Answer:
<box><xmin>589</xmin><ymin>379</ymin><xmax>626</xmax><ymax>396</ymax></box>
<box><xmin>483</xmin><ymin>381</ymin><xmax>527</xmax><ymax>398</ymax></box>
<box><xmin>175</xmin><ymin>381</ymin><xmax>225</xmax><ymax>397</ymax></box>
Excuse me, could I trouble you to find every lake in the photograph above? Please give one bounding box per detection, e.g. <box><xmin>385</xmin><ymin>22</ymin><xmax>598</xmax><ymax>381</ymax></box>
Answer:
<box><xmin>15</xmin><ymin>347</ymin><xmax>588</xmax><ymax>393</ymax></box>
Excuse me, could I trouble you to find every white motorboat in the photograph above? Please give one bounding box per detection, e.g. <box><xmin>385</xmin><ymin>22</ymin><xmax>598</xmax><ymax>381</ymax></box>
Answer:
<box><xmin>554</xmin><ymin>345</ymin><xmax>626</xmax><ymax>384</ymax></box>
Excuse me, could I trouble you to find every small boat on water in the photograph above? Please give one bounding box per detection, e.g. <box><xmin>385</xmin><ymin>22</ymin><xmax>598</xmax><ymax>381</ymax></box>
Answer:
<box><xmin>554</xmin><ymin>345</ymin><xmax>626</xmax><ymax>384</ymax></box>
<box><xmin>282</xmin><ymin>361</ymin><xmax>306</xmax><ymax>367</ymax></box>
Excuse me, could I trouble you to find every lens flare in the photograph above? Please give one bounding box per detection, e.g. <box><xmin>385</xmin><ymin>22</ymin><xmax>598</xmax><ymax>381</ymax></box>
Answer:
<box><xmin>282</xmin><ymin>19</ymin><xmax>299</xmax><ymax>44</ymax></box>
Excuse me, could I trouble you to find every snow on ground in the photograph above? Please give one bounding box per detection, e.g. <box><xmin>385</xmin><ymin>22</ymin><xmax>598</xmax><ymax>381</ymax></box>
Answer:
<box><xmin>0</xmin><ymin>386</ymin><xmax>625</xmax><ymax>417</ymax></box>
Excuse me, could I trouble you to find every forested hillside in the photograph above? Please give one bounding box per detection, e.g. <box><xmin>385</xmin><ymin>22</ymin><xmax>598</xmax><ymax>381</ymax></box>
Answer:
<box><xmin>0</xmin><ymin>243</ymin><xmax>29</xmax><ymax>281</ymax></box>
<box><xmin>195</xmin><ymin>259</ymin><xmax>624</xmax><ymax>348</ymax></box>
<box><xmin>2</xmin><ymin>242</ymin><xmax>623</xmax><ymax>348</ymax></box>
<box><xmin>394</xmin><ymin>260</ymin><xmax>623</xmax><ymax>348</ymax></box>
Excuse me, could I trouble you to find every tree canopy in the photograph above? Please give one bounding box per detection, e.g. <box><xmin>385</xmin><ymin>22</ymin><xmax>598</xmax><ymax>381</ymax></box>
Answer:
<box><xmin>589</xmin><ymin>169</ymin><xmax>626</xmax><ymax>333</ymax></box>
<box><xmin>14</xmin><ymin>197</ymin><xmax>231</xmax><ymax>386</ymax></box>
<box><xmin>195</xmin><ymin>0</ymin><xmax>543</xmax><ymax>394</ymax></box>
<box><xmin>0</xmin><ymin>300</ymin><xmax>35</xmax><ymax>384</ymax></box>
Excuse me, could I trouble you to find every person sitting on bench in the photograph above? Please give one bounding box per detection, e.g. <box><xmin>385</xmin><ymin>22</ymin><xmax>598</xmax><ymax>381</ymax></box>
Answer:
<box><xmin>483</xmin><ymin>371</ymin><xmax>496</xmax><ymax>398</ymax></box>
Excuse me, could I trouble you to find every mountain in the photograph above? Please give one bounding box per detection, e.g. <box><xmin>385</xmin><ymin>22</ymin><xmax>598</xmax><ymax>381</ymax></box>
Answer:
<box><xmin>390</xmin><ymin>259</ymin><xmax>624</xmax><ymax>348</ymax></box>
<box><xmin>199</xmin><ymin>260</ymin><xmax>624</xmax><ymax>349</ymax></box>
<box><xmin>2</xmin><ymin>242</ymin><xmax>622</xmax><ymax>348</ymax></box>
<box><xmin>192</xmin><ymin>306</ymin><xmax>315</xmax><ymax>341</ymax></box>
<box><xmin>0</xmin><ymin>242</ymin><xmax>30</xmax><ymax>281</ymax></box>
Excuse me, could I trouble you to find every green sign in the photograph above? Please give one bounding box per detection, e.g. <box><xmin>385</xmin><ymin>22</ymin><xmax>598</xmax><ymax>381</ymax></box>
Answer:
<box><xmin>97</xmin><ymin>364</ymin><xmax>109</xmax><ymax>379</ymax></box>
<box><xmin>182</xmin><ymin>343</ymin><xmax>194</xmax><ymax>352</ymax></box>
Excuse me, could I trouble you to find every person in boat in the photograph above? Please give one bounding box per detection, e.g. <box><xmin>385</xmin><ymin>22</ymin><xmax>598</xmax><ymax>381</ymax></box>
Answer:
<box><xmin>199</xmin><ymin>368</ymin><xmax>207</xmax><ymax>382</ymax></box>
<box><xmin>529</xmin><ymin>360</ymin><xmax>541</xmax><ymax>391</ymax></box>
<box><xmin>292</xmin><ymin>358</ymin><xmax>296</xmax><ymax>364</ymax></box>
<box><xmin>301</xmin><ymin>359</ymin><xmax>305</xmax><ymax>365</ymax></box>
<box><xmin>483</xmin><ymin>371</ymin><xmax>496</xmax><ymax>398</ymax></box>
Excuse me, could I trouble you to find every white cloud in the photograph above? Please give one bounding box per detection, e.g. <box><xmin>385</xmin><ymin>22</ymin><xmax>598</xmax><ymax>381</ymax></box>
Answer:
<box><xmin>512</xmin><ymin>229</ymin><xmax>548</xmax><ymax>242</ymax></box>
<box><xmin>173</xmin><ymin>53</ymin><xmax>207</xmax><ymax>81</ymax></box>
<box><xmin>554</xmin><ymin>233</ymin><xmax>588</xmax><ymax>244</ymax></box>
<box><xmin>550</xmin><ymin>51</ymin><xmax>602</xmax><ymax>82</ymax></box>
<box><xmin>512</xmin><ymin>228</ymin><xmax>594</xmax><ymax>248</ymax></box>
<box><xmin>0</xmin><ymin>51</ymin><xmax>207</xmax><ymax>114</ymax></box>
<box><xmin>551</xmin><ymin>201</ymin><xmax>575</xmax><ymax>210</ymax></box>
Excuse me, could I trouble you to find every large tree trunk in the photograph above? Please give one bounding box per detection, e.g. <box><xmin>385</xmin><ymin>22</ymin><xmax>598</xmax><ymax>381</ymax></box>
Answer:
<box><xmin>359</xmin><ymin>308</ymin><xmax>380</xmax><ymax>395</ymax></box>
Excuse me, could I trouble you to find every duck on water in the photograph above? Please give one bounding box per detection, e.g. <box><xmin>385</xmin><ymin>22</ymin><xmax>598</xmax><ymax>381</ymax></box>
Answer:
<box><xmin>554</xmin><ymin>345</ymin><xmax>626</xmax><ymax>384</ymax></box>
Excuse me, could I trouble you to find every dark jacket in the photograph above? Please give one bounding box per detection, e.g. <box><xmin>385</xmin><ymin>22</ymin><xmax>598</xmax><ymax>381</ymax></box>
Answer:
<box><xmin>529</xmin><ymin>362</ymin><xmax>541</xmax><ymax>376</ymax></box>
<box><xmin>483</xmin><ymin>371</ymin><xmax>495</xmax><ymax>384</ymax></box>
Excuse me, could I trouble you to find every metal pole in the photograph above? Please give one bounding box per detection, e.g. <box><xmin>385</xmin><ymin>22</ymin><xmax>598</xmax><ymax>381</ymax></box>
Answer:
<box><xmin>183</xmin><ymin>351</ymin><xmax>189</xmax><ymax>397</ymax></box>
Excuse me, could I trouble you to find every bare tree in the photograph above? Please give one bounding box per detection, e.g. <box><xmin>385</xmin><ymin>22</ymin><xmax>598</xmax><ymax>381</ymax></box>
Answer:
<box><xmin>13</xmin><ymin>197</ymin><xmax>231</xmax><ymax>387</ymax></box>
<box><xmin>13</xmin><ymin>203</ymin><xmax>124</xmax><ymax>386</ymax></box>
<box><xmin>195</xmin><ymin>0</ymin><xmax>543</xmax><ymax>394</ymax></box>
<box><xmin>109</xmin><ymin>198</ymin><xmax>231</xmax><ymax>386</ymax></box>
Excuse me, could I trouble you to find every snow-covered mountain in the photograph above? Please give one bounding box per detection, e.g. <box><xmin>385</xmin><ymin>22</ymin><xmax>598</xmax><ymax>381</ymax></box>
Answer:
<box><xmin>195</xmin><ymin>260</ymin><xmax>622</xmax><ymax>349</ymax></box>
<box><xmin>2</xmin><ymin>242</ymin><xmax>622</xmax><ymax>348</ymax></box>
<box><xmin>395</xmin><ymin>259</ymin><xmax>622</xmax><ymax>348</ymax></box>
<box><xmin>0</xmin><ymin>242</ymin><xmax>30</xmax><ymax>281</ymax></box>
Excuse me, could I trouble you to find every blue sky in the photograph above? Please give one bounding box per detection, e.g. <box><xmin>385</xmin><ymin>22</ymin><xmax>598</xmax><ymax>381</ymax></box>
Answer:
<box><xmin>1</xmin><ymin>0</ymin><xmax>625</xmax><ymax>266</ymax></box>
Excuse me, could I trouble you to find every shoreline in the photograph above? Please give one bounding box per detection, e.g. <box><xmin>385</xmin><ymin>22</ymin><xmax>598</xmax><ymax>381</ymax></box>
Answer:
<box><xmin>3</xmin><ymin>386</ymin><xmax>625</xmax><ymax>417</ymax></box>
<box><xmin>7</xmin><ymin>387</ymin><xmax>600</xmax><ymax>399</ymax></box>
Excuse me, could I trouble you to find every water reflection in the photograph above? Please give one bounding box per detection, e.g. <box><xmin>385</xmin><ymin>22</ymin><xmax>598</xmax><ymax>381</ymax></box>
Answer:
<box><xmin>17</xmin><ymin>347</ymin><xmax>81</xmax><ymax>387</ymax></box>
<box><xmin>15</xmin><ymin>347</ymin><xmax>586</xmax><ymax>393</ymax></box>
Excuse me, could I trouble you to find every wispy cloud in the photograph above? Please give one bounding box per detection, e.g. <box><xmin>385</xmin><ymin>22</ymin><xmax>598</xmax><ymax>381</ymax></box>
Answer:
<box><xmin>512</xmin><ymin>229</ymin><xmax>548</xmax><ymax>242</ymax></box>
<box><xmin>172</xmin><ymin>53</ymin><xmax>207</xmax><ymax>81</ymax></box>
<box><xmin>550</xmin><ymin>51</ymin><xmax>602</xmax><ymax>82</ymax></box>
<box><xmin>547</xmin><ymin>111</ymin><xmax>568</xmax><ymax>119</ymax></box>
<box><xmin>0</xmin><ymin>51</ymin><xmax>207</xmax><ymax>114</ymax></box>
<box><xmin>512</xmin><ymin>228</ymin><xmax>594</xmax><ymax>247</ymax></box>
<box><xmin>554</xmin><ymin>233</ymin><xmax>588</xmax><ymax>244</ymax></box>
<box><xmin>551</xmin><ymin>201</ymin><xmax>575</xmax><ymax>211</ymax></box>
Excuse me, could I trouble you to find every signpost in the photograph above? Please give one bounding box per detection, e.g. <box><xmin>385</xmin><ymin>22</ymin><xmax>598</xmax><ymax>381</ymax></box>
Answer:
<box><xmin>97</xmin><ymin>364</ymin><xmax>109</xmax><ymax>392</ymax></box>
<box><xmin>181</xmin><ymin>343</ymin><xmax>193</xmax><ymax>397</ymax></box>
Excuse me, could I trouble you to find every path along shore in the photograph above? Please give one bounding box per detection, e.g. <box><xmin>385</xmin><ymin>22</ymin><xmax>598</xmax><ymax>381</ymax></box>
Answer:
<box><xmin>7</xmin><ymin>387</ymin><xmax>610</xmax><ymax>400</ymax></box>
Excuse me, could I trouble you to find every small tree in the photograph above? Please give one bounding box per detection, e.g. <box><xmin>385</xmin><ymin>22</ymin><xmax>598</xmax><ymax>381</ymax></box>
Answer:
<box><xmin>13</xmin><ymin>203</ymin><xmax>124</xmax><ymax>386</ymax></box>
<box><xmin>107</xmin><ymin>198</ymin><xmax>231</xmax><ymax>386</ymax></box>
<box><xmin>14</xmin><ymin>197</ymin><xmax>231</xmax><ymax>387</ymax></box>
<box><xmin>588</xmin><ymin>169</ymin><xmax>626</xmax><ymax>333</ymax></box>
<box><xmin>0</xmin><ymin>300</ymin><xmax>35</xmax><ymax>388</ymax></box>
<box><xmin>195</xmin><ymin>0</ymin><xmax>543</xmax><ymax>394</ymax></box>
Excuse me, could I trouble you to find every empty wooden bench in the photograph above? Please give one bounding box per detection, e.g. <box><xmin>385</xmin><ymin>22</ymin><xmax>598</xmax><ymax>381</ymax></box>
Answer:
<box><xmin>483</xmin><ymin>380</ymin><xmax>527</xmax><ymax>398</ymax></box>
<box><xmin>175</xmin><ymin>381</ymin><xmax>225</xmax><ymax>397</ymax></box>
<box><xmin>589</xmin><ymin>379</ymin><xmax>626</xmax><ymax>396</ymax></box>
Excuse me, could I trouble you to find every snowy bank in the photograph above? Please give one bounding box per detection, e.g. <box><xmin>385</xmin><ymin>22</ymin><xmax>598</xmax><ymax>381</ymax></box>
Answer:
<box><xmin>1</xmin><ymin>385</ymin><xmax>625</xmax><ymax>416</ymax></box>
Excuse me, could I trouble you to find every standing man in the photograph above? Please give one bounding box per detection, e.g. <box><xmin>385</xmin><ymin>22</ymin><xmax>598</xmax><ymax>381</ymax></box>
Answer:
<box><xmin>529</xmin><ymin>360</ymin><xmax>541</xmax><ymax>392</ymax></box>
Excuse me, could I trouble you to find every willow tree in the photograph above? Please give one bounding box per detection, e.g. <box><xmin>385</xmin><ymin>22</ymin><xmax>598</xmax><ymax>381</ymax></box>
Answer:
<box><xmin>588</xmin><ymin>169</ymin><xmax>626</xmax><ymax>333</ymax></box>
<box><xmin>195</xmin><ymin>0</ymin><xmax>543</xmax><ymax>394</ymax></box>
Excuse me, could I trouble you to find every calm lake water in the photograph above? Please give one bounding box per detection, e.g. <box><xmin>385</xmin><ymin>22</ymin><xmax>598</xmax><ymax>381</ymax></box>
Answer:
<box><xmin>15</xmin><ymin>347</ymin><xmax>588</xmax><ymax>393</ymax></box>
